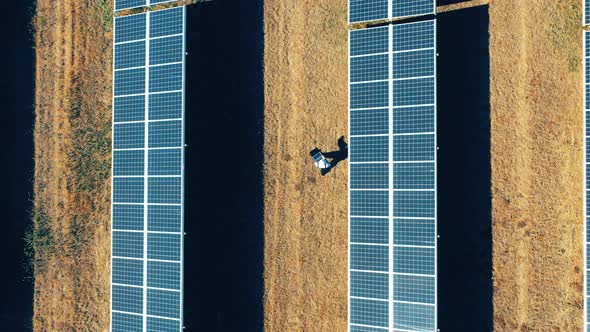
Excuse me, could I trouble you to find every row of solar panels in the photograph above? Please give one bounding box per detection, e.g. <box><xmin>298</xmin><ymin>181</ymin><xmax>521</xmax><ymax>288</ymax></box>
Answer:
<box><xmin>350</xmin><ymin>0</ymin><xmax>435</xmax><ymax>23</ymax></box>
<box><xmin>111</xmin><ymin>6</ymin><xmax>185</xmax><ymax>332</ymax></box>
<box><xmin>348</xmin><ymin>19</ymin><xmax>437</xmax><ymax>332</ymax></box>
<box><xmin>116</xmin><ymin>0</ymin><xmax>179</xmax><ymax>12</ymax></box>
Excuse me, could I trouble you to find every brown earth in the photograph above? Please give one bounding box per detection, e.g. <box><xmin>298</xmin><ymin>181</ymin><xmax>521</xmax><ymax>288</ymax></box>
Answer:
<box><xmin>263</xmin><ymin>0</ymin><xmax>585</xmax><ymax>331</ymax></box>
<box><xmin>31</xmin><ymin>0</ymin><xmax>585</xmax><ymax>330</ymax></box>
<box><xmin>490</xmin><ymin>0</ymin><xmax>584</xmax><ymax>330</ymax></box>
<box><xmin>32</xmin><ymin>0</ymin><xmax>113</xmax><ymax>330</ymax></box>
<box><xmin>263</xmin><ymin>0</ymin><xmax>349</xmax><ymax>330</ymax></box>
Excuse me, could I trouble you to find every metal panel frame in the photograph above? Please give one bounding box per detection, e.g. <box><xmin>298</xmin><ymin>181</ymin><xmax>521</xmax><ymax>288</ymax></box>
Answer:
<box><xmin>111</xmin><ymin>7</ymin><xmax>186</xmax><ymax>331</ymax></box>
<box><xmin>348</xmin><ymin>20</ymin><xmax>437</xmax><ymax>332</ymax></box>
<box><xmin>348</xmin><ymin>0</ymin><xmax>436</xmax><ymax>24</ymax></box>
<box><xmin>115</xmin><ymin>0</ymin><xmax>181</xmax><ymax>13</ymax></box>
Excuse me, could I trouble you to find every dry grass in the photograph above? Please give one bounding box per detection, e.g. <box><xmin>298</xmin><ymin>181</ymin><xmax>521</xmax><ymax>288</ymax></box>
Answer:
<box><xmin>32</xmin><ymin>0</ymin><xmax>113</xmax><ymax>330</ymax></box>
<box><xmin>264</xmin><ymin>0</ymin><xmax>585</xmax><ymax>331</ymax></box>
<box><xmin>490</xmin><ymin>0</ymin><xmax>584</xmax><ymax>330</ymax></box>
<box><xmin>263</xmin><ymin>0</ymin><xmax>349</xmax><ymax>330</ymax></box>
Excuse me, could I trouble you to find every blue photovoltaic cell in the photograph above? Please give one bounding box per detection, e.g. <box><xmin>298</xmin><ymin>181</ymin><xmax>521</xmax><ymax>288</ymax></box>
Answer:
<box><xmin>148</xmin><ymin>233</ymin><xmax>181</xmax><ymax>261</ymax></box>
<box><xmin>393</xmin><ymin>191</ymin><xmax>435</xmax><ymax>218</ymax></box>
<box><xmin>349</xmin><ymin>20</ymin><xmax>436</xmax><ymax>332</ymax></box>
<box><xmin>393</xmin><ymin>246</ymin><xmax>435</xmax><ymax>275</ymax></box>
<box><xmin>114</xmin><ymin>123</ymin><xmax>144</xmax><ymax>149</ymax></box>
<box><xmin>350</xmin><ymin>217</ymin><xmax>389</xmax><ymax>244</ymax></box>
<box><xmin>392</xmin><ymin>77</ymin><xmax>435</xmax><ymax>107</ymax></box>
<box><xmin>392</xmin><ymin>0</ymin><xmax>434</xmax><ymax>19</ymax></box>
<box><xmin>394</xmin><ymin>274</ymin><xmax>435</xmax><ymax>304</ymax></box>
<box><xmin>112</xmin><ymin>311</ymin><xmax>143</xmax><ymax>332</ymax></box>
<box><xmin>149</xmin><ymin>149</ymin><xmax>182</xmax><ymax>175</ymax></box>
<box><xmin>115</xmin><ymin>0</ymin><xmax>145</xmax><ymax>11</ymax></box>
<box><xmin>392</xmin><ymin>134</ymin><xmax>435</xmax><ymax>161</ymax></box>
<box><xmin>350</xmin><ymin>326</ymin><xmax>388</xmax><ymax>332</ymax></box>
<box><xmin>147</xmin><ymin>289</ymin><xmax>181</xmax><ymax>318</ymax></box>
<box><xmin>149</xmin><ymin>92</ymin><xmax>183</xmax><ymax>120</ymax></box>
<box><xmin>350</xmin><ymin>81</ymin><xmax>390</xmax><ymax>109</ymax></box>
<box><xmin>349</xmin><ymin>136</ymin><xmax>389</xmax><ymax>162</ymax></box>
<box><xmin>350</xmin><ymin>27</ymin><xmax>389</xmax><ymax>56</ymax></box>
<box><xmin>150</xmin><ymin>7</ymin><xmax>183</xmax><ymax>38</ymax></box>
<box><xmin>115</xmin><ymin>14</ymin><xmax>146</xmax><ymax>44</ymax></box>
<box><xmin>149</xmin><ymin>120</ymin><xmax>182</xmax><ymax>148</ymax></box>
<box><xmin>586</xmin><ymin>0</ymin><xmax>590</xmax><ymax>26</ymax></box>
<box><xmin>392</xmin><ymin>21</ymin><xmax>435</xmax><ymax>52</ymax></box>
<box><xmin>148</xmin><ymin>177</ymin><xmax>182</xmax><ymax>204</ymax></box>
<box><xmin>150</xmin><ymin>36</ymin><xmax>184</xmax><ymax>65</ymax></box>
<box><xmin>393</xmin><ymin>162</ymin><xmax>434</xmax><ymax>189</ymax></box>
<box><xmin>113</xmin><ymin>231</ymin><xmax>144</xmax><ymax>258</ymax></box>
<box><xmin>351</xmin><ymin>244</ymin><xmax>389</xmax><ymax>272</ymax></box>
<box><xmin>114</xmin><ymin>95</ymin><xmax>145</xmax><ymax>123</ymax></box>
<box><xmin>350</xmin><ymin>54</ymin><xmax>389</xmax><ymax>82</ymax></box>
<box><xmin>350</xmin><ymin>163</ymin><xmax>389</xmax><ymax>189</ymax></box>
<box><xmin>350</xmin><ymin>191</ymin><xmax>389</xmax><ymax>217</ymax></box>
<box><xmin>147</xmin><ymin>317</ymin><xmax>180</xmax><ymax>332</ymax></box>
<box><xmin>115</xmin><ymin>41</ymin><xmax>146</xmax><ymax>70</ymax></box>
<box><xmin>148</xmin><ymin>205</ymin><xmax>182</xmax><ymax>232</ymax></box>
<box><xmin>114</xmin><ymin>150</ymin><xmax>144</xmax><ymax>176</ymax></box>
<box><xmin>113</xmin><ymin>177</ymin><xmax>144</xmax><ymax>203</ymax></box>
<box><xmin>149</xmin><ymin>64</ymin><xmax>183</xmax><ymax>93</ymax></box>
<box><xmin>150</xmin><ymin>0</ymin><xmax>177</xmax><ymax>4</ymax></box>
<box><xmin>350</xmin><ymin>298</ymin><xmax>389</xmax><ymax>328</ymax></box>
<box><xmin>350</xmin><ymin>108</ymin><xmax>389</xmax><ymax>135</ymax></box>
<box><xmin>112</xmin><ymin>258</ymin><xmax>143</xmax><ymax>286</ymax></box>
<box><xmin>112</xmin><ymin>7</ymin><xmax>185</xmax><ymax>331</ymax></box>
<box><xmin>393</xmin><ymin>218</ymin><xmax>435</xmax><ymax>246</ymax></box>
<box><xmin>148</xmin><ymin>261</ymin><xmax>181</xmax><ymax>290</ymax></box>
<box><xmin>113</xmin><ymin>204</ymin><xmax>144</xmax><ymax>231</ymax></box>
<box><xmin>350</xmin><ymin>271</ymin><xmax>389</xmax><ymax>299</ymax></box>
<box><xmin>112</xmin><ymin>285</ymin><xmax>143</xmax><ymax>314</ymax></box>
<box><xmin>393</xmin><ymin>105</ymin><xmax>435</xmax><ymax>134</ymax></box>
<box><xmin>393</xmin><ymin>49</ymin><xmax>435</xmax><ymax>79</ymax></box>
<box><xmin>349</xmin><ymin>0</ymin><xmax>388</xmax><ymax>24</ymax></box>
<box><xmin>115</xmin><ymin>68</ymin><xmax>145</xmax><ymax>96</ymax></box>
<box><xmin>393</xmin><ymin>302</ymin><xmax>435</xmax><ymax>332</ymax></box>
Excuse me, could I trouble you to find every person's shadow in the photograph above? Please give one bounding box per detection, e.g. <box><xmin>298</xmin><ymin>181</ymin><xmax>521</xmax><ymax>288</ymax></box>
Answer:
<box><xmin>320</xmin><ymin>136</ymin><xmax>348</xmax><ymax>175</ymax></box>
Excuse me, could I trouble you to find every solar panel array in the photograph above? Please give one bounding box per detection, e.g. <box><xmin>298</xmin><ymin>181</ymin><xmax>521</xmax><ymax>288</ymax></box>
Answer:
<box><xmin>111</xmin><ymin>6</ymin><xmax>185</xmax><ymax>332</ymax></box>
<box><xmin>349</xmin><ymin>0</ymin><xmax>435</xmax><ymax>24</ymax></box>
<box><xmin>115</xmin><ymin>0</ymin><xmax>179</xmax><ymax>12</ymax></box>
<box><xmin>586</xmin><ymin>0</ymin><xmax>590</xmax><ymax>26</ymax></box>
<box><xmin>349</xmin><ymin>19</ymin><xmax>436</xmax><ymax>332</ymax></box>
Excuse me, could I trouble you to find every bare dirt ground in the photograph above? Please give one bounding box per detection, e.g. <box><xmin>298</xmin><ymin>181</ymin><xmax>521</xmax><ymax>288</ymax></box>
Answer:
<box><xmin>264</xmin><ymin>0</ymin><xmax>584</xmax><ymax>331</ymax></box>
<box><xmin>490</xmin><ymin>0</ymin><xmax>584</xmax><ymax>330</ymax></box>
<box><xmin>263</xmin><ymin>0</ymin><xmax>349</xmax><ymax>330</ymax></box>
<box><xmin>32</xmin><ymin>0</ymin><xmax>112</xmax><ymax>330</ymax></box>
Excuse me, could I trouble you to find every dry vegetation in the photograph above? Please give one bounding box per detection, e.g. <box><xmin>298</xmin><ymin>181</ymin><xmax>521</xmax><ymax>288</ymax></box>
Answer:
<box><xmin>32</xmin><ymin>0</ymin><xmax>113</xmax><ymax>330</ymax></box>
<box><xmin>490</xmin><ymin>0</ymin><xmax>584</xmax><ymax>330</ymax></box>
<box><xmin>263</xmin><ymin>0</ymin><xmax>349</xmax><ymax>330</ymax></box>
<box><xmin>264</xmin><ymin>0</ymin><xmax>585</xmax><ymax>331</ymax></box>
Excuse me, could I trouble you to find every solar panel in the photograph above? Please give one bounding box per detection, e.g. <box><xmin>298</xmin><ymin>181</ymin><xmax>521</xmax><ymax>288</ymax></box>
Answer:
<box><xmin>115</xmin><ymin>0</ymin><xmax>147</xmax><ymax>12</ymax></box>
<box><xmin>586</xmin><ymin>0</ymin><xmax>590</xmax><ymax>26</ymax></box>
<box><xmin>348</xmin><ymin>0</ymin><xmax>435</xmax><ymax>24</ymax></box>
<box><xmin>111</xmin><ymin>6</ymin><xmax>185</xmax><ymax>332</ymax></box>
<box><xmin>115</xmin><ymin>0</ymin><xmax>180</xmax><ymax>12</ymax></box>
<box><xmin>349</xmin><ymin>20</ymin><xmax>437</xmax><ymax>332</ymax></box>
<box><xmin>585</xmin><ymin>29</ymin><xmax>590</xmax><ymax>332</ymax></box>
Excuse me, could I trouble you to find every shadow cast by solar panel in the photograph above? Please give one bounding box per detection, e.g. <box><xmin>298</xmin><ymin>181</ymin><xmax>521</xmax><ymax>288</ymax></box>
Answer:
<box><xmin>184</xmin><ymin>1</ymin><xmax>264</xmax><ymax>331</ymax></box>
<box><xmin>437</xmin><ymin>0</ymin><xmax>474</xmax><ymax>6</ymax></box>
<box><xmin>437</xmin><ymin>5</ymin><xmax>493</xmax><ymax>331</ymax></box>
<box><xmin>0</xmin><ymin>0</ymin><xmax>35</xmax><ymax>330</ymax></box>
